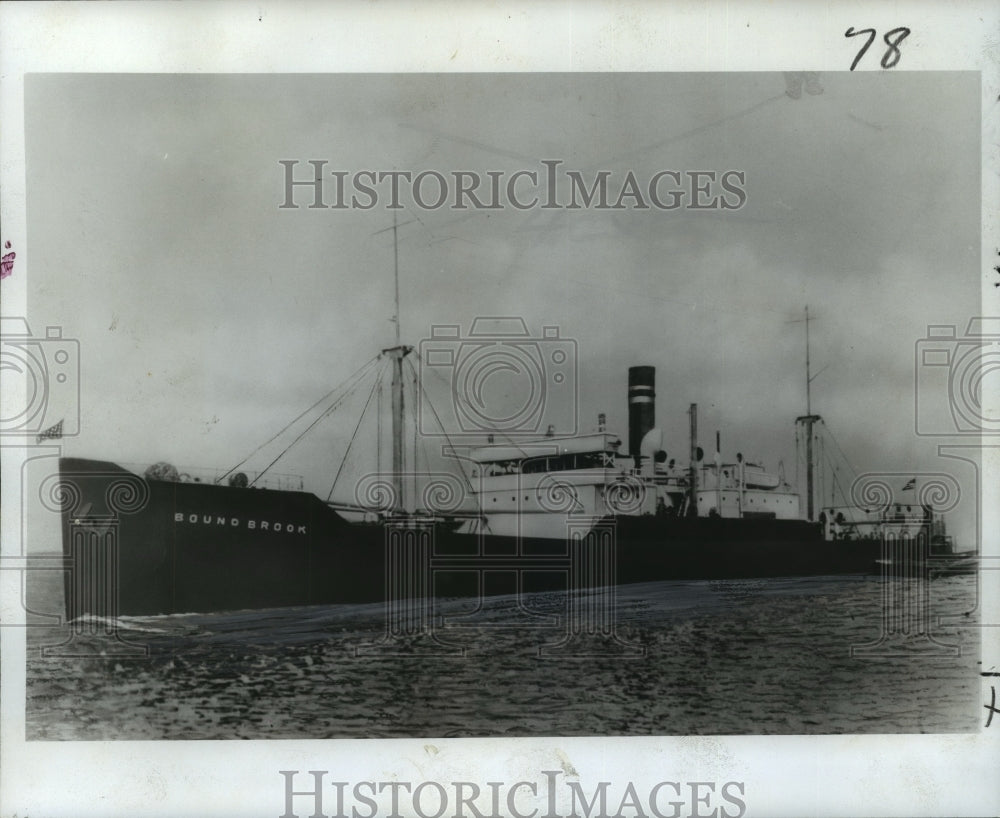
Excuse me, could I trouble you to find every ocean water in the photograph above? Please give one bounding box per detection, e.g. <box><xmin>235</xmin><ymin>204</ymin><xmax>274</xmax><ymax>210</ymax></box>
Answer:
<box><xmin>24</xmin><ymin>565</ymin><xmax>981</xmax><ymax>739</ymax></box>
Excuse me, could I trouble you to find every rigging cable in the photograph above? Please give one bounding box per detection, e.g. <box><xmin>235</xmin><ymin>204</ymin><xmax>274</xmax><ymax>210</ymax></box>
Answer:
<box><xmin>829</xmin><ymin>464</ymin><xmax>851</xmax><ymax>510</ymax></box>
<box><xmin>794</xmin><ymin>424</ymin><xmax>800</xmax><ymax>487</ymax></box>
<box><xmin>406</xmin><ymin>354</ymin><xmax>477</xmax><ymax>499</ymax></box>
<box><xmin>219</xmin><ymin>352</ymin><xmax>381</xmax><ymax>484</ymax></box>
<box><xmin>247</xmin><ymin>354</ymin><xmax>384</xmax><ymax>487</ymax></box>
<box><xmin>326</xmin><ymin>358</ymin><xmax>388</xmax><ymax>502</ymax></box>
<box><xmin>817</xmin><ymin>432</ymin><xmax>825</xmax><ymax>511</ymax></box>
<box><xmin>416</xmin><ymin>351</ymin><xmax>536</xmax><ymax>459</ymax></box>
<box><xmin>817</xmin><ymin>421</ymin><xmax>862</xmax><ymax>510</ymax></box>
<box><xmin>821</xmin><ymin>421</ymin><xmax>859</xmax><ymax>482</ymax></box>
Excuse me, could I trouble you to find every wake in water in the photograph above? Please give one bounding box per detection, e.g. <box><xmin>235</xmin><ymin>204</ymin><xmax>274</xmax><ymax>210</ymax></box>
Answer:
<box><xmin>25</xmin><ymin>572</ymin><xmax>981</xmax><ymax>739</ymax></box>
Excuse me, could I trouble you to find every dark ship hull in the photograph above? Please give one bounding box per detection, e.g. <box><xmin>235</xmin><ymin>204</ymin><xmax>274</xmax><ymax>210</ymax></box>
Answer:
<box><xmin>59</xmin><ymin>458</ymin><xmax>388</xmax><ymax>617</ymax></box>
<box><xmin>58</xmin><ymin>457</ymin><xmax>888</xmax><ymax>618</ymax></box>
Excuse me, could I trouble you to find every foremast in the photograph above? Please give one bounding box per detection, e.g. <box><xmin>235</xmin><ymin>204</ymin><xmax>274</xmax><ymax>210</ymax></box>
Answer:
<box><xmin>384</xmin><ymin>208</ymin><xmax>412</xmax><ymax>515</ymax></box>
<box><xmin>383</xmin><ymin>343</ymin><xmax>412</xmax><ymax>514</ymax></box>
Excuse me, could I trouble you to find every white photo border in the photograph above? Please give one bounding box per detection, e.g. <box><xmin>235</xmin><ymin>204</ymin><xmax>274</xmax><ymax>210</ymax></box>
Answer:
<box><xmin>1</xmin><ymin>2</ymin><xmax>998</xmax><ymax>817</ymax></box>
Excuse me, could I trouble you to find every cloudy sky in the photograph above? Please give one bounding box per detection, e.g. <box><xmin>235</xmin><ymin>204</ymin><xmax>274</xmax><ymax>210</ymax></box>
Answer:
<box><xmin>25</xmin><ymin>72</ymin><xmax>981</xmax><ymax>538</ymax></box>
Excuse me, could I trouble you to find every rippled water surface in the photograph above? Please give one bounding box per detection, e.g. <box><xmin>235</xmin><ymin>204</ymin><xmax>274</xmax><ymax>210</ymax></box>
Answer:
<box><xmin>25</xmin><ymin>566</ymin><xmax>980</xmax><ymax>739</ymax></box>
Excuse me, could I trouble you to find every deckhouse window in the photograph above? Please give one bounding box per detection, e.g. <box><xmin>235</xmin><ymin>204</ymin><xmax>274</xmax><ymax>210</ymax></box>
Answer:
<box><xmin>483</xmin><ymin>460</ymin><xmax>521</xmax><ymax>476</ymax></box>
<box><xmin>478</xmin><ymin>448</ymin><xmax>614</xmax><ymax>476</ymax></box>
<box><xmin>520</xmin><ymin>452</ymin><xmax>609</xmax><ymax>474</ymax></box>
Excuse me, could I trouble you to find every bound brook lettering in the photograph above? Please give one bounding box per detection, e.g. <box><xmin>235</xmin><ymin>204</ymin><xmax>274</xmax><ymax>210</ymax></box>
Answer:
<box><xmin>174</xmin><ymin>513</ymin><xmax>307</xmax><ymax>534</ymax></box>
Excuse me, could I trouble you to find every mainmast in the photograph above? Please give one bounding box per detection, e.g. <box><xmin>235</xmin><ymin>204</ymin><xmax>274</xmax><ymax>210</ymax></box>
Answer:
<box><xmin>794</xmin><ymin>306</ymin><xmax>821</xmax><ymax>521</ymax></box>
<box><xmin>687</xmin><ymin>403</ymin><xmax>698</xmax><ymax>516</ymax></box>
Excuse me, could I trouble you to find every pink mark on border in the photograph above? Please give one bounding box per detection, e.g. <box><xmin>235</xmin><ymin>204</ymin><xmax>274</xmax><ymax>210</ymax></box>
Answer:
<box><xmin>1</xmin><ymin>247</ymin><xmax>14</xmax><ymax>280</ymax></box>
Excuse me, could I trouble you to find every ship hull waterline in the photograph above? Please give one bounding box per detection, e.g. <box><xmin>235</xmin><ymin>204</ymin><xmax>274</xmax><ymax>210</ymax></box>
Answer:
<box><xmin>59</xmin><ymin>457</ymin><xmax>894</xmax><ymax>618</ymax></box>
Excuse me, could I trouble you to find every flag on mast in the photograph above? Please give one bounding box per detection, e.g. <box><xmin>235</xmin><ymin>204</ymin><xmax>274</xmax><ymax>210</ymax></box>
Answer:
<box><xmin>36</xmin><ymin>419</ymin><xmax>63</xmax><ymax>443</ymax></box>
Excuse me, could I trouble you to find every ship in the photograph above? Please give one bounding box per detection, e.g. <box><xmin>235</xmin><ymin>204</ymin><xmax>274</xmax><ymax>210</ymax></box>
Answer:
<box><xmin>54</xmin><ymin>228</ymin><xmax>972</xmax><ymax>618</ymax></box>
<box><xmin>57</xmin><ymin>346</ymin><xmax>972</xmax><ymax>620</ymax></box>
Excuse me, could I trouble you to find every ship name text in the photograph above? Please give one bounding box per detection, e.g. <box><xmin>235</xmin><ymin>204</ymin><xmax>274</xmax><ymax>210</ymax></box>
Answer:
<box><xmin>175</xmin><ymin>513</ymin><xmax>307</xmax><ymax>534</ymax></box>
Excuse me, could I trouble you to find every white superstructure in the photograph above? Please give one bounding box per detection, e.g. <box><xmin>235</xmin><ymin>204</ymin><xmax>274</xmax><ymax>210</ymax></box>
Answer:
<box><xmin>458</xmin><ymin>425</ymin><xmax>800</xmax><ymax>540</ymax></box>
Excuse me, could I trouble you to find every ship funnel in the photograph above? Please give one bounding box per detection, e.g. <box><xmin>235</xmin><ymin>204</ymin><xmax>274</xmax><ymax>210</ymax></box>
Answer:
<box><xmin>628</xmin><ymin>366</ymin><xmax>655</xmax><ymax>467</ymax></box>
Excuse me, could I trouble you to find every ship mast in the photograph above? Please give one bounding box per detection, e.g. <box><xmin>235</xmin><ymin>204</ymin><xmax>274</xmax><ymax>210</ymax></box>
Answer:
<box><xmin>380</xmin><ymin>209</ymin><xmax>412</xmax><ymax>514</ymax></box>
<box><xmin>393</xmin><ymin>210</ymin><xmax>401</xmax><ymax>348</ymax></box>
<box><xmin>794</xmin><ymin>306</ymin><xmax>821</xmax><ymax>521</ymax></box>
<box><xmin>687</xmin><ymin>403</ymin><xmax>698</xmax><ymax>516</ymax></box>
